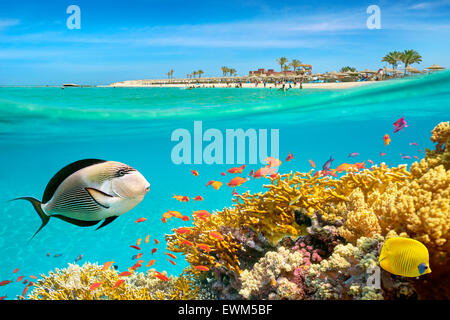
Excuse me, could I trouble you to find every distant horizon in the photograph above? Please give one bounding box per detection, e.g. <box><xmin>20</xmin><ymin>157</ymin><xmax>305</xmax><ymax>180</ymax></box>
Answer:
<box><xmin>1</xmin><ymin>0</ymin><xmax>449</xmax><ymax>85</ymax></box>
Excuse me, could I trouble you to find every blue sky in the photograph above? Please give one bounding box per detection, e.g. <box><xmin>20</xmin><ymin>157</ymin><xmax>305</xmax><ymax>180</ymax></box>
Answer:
<box><xmin>0</xmin><ymin>0</ymin><xmax>449</xmax><ymax>85</ymax></box>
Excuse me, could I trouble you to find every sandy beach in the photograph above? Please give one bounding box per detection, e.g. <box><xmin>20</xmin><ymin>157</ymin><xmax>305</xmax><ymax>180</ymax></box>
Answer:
<box><xmin>109</xmin><ymin>81</ymin><xmax>375</xmax><ymax>89</ymax></box>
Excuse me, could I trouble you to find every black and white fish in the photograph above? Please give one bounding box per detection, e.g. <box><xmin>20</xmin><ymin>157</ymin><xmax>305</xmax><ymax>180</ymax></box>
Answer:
<box><xmin>13</xmin><ymin>159</ymin><xmax>150</xmax><ymax>240</ymax></box>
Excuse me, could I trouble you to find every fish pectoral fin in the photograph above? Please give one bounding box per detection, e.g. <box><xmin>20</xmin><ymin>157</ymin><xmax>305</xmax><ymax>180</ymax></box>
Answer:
<box><xmin>95</xmin><ymin>216</ymin><xmax>118</xmax><ymax>230</ymax></box>
<box><xmin>85</xmin><ymin>187</ymin><xmax>113</xmax><ymax>209</ymax></box>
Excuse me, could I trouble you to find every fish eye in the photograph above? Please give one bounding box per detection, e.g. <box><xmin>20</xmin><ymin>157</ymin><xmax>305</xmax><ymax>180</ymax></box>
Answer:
<box><xmin>117</xmin><ymin>169</ymin><xmax>126</xmax><ymax>177</ymax></box>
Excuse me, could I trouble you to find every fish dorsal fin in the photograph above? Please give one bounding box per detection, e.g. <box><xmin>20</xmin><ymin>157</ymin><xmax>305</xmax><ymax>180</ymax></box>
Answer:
<box><xmin>42</xmin><ymin>159</ymin><xmax>106</xmax><ymax>204</ymax></box>
<box><xmin>85</xmin><ymin>187</ymin><xmax>113</xmax><ymax>208</ymax></box>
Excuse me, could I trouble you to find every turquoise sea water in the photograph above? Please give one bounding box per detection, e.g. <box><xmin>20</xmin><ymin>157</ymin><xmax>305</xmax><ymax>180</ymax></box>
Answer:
<box><xmin>0</xmin><ymin>71</ymin><xmax>449</xmax><ymax>299</ymax></box>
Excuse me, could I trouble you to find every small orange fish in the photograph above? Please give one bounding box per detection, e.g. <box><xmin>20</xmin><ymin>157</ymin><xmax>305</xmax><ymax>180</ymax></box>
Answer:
<box><xmin>194</xmin><ymin>265</ymin><xmax>210</xmax><ymax>271</ymax></box>
<box><xmin>13</xmin><ymin>268</ymin><xmax>19</xmax><ymax>274</ymax></box>
<box><xmin>135</xmin><ymin>217</ymin><xmax>147</xmax><ymax>223</ymax></box>
<box><xmin>102</xmin><ymin>260</ymin><xmax>115</xmax><ymax>271</ymax></box>
<box><xmin>211</xmin><ymin>181</ymin><xmax>222</xmax><ymax>190</ymax></box>
<box><xmin>253</xmin><ymin>166</ymin><xmax>275</xmax><ymax>179</ymax></box>
<box><xmin>181</xmin><ymin>240</ymin><xmax>194</xmax><ymax>246</ymax></box>
<box><xmin>309</xmin><ymin>159</ymin><xmax>316</xmax><ymax>168</ymax></box>
<box><xmin>129</xmin><ymin>263</ymin><xmax>142</xmax><ymax>271</ymax></box>
<box><xmin>173</xmin><ymin>195</ymin><xmax>189</xmax><ymax>202</ymax></box>
<box><xmin>112</xmin><ymin>279</ymin><xmax>125</xmax><ymax>288</ymax></box>
<box><xmin>22</xmin><ymin>284</ymin><xmax>31</xmax><ymax>297</ymax></box>
<box><xmin>209</xmin><ymin>231</ymin><xmax>224</xmax><ymax>241</ymax></box>
<box><xmin>384</xmin><ymin>134</ymin><xmax>391</xmax><ymax>146</ymax></box>
<box><xmin>169</xmin><ymin>211</ymin><xmax>183</xmax><ymax>219</ymax></box>
<box><xmin>286</xmin><ymin>152</ymin><xmax>294</xmax><ymax>162</ymax></box>
<box><xmin>228</xmin><ymin>165</ymin><xmax>246</xmax><ymax>174</ymax></box>
<box><xmin>227</xmin><ymin>176</ymin><xmax>248</xmax><ymax>187</ymax></box>
<box><xmin>191</xmin><ymin>170</ymin><xmax>199</xmax><ymax>176</ymax></box>
<box><xmin>89</xmin><ymin>282</ymin><xmax>102</xmax><ymax>290</ymax></box>
<box><xmin>151</xmin><ymin>248</ymin><xmax>157</xmax><ymax>255</ymax></box>
<box><xmin>29</xmin><ymin>275</ymin><xmax>37</xmax><ymax>279</ymax></box>
<box><xmin>196</xmin><ymin>243</ymin><xmax>211</xmax><ymax>253</ymax></box>
<box><xmin>167</xmin><ymin>259</ymin><xmax>176</xmax><ymax>266</ymax></box>
<box><xmin>165</xmin><ymin>252</ymin><xmax>177</xmax><ymax>259</ymax></box>
<box><xmin>0</xmin><ymin>280</ymin><xmax>12</xmax><ymax>286</ymax></box>
<box><xmin>130</xmin><ymin>245</ymin><xmax>141</xmax><ymax>250</ymax></box>
<box><xmin>146</xmin><ymin>259</ymin><xmax>155</xmax><ymax>267</ymax></box>
<box><xmin>154</xmin><ymin>239</ymin><xmax>159</xmax><ymax>245</ymax></box>
<box><xmin>16</xmin><ymin>276</ymin><xmax>24</xmax><ymax>282</ymax></box>
<box><xmin>154</xmin><ymin>273</ymin><xmax>169</xmax><ymax>281</ymax></box>
<box><xmin>136</xmin><ymin>238</ymin><xmax>142</xmax><ymax>246</ymax></box>
<box><xmin>368</xmin><ymin>159</ymin><xmax>374</xmax><ymax>165</ymax></box>
<box><xmin>193</xmin><ymin>195</ymin><xmax>203</xmax><ymax>201</ymax></box>
<box><xmin>136</xmin><ymin>253</ymin><xmax>143</xmax><ymax>259</ymax></box>
<box><xmin>119</xmin><ymin>271</ymin><xmax>133</xmax><ymax>277</ymax></box>
<box><xmin>193</xmin><ymin>210</ymin><xmax>211</xmax><ymax>218</ymax></box>
<box><xmin>175</xmin><ymin>227</ymin><xmax>191</xmax><ymax>234</ymax></box>
<box><xmin>265</xmin><ymin>157</ymin><xmax>282</xmax><ymax>167</ymax></box>
<box><xmin>145</xmin><ymin>235</ymin><xmax>150</xmax><ymax>243</ymax></box>
<box><xmin>181</xmin><ymin>215</ymin><xmax>190</xmax><ymax>221</ymax></box>
<box><xmin>221</xmin><ymin>172</ymin><xmax>226</xmax><ymax>176</ymax></box>
<box><xmin>161</xmin><ymin>217</ymin><xmax>167</xmax><ymax>223</ymax></box>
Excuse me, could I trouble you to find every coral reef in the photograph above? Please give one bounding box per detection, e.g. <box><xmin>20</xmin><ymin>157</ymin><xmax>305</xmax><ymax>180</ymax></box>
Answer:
<box><xmin>25</xmin><ymin>263</ymin><xmax>199</xmax><ymax>300</ymax></box>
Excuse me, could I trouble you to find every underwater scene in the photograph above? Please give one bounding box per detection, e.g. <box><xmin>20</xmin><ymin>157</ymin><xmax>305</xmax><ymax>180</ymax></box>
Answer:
<box><xmin>0</xmin><ymin>70</ymin><xmax>449</xmax><ymax>300</ymax></box>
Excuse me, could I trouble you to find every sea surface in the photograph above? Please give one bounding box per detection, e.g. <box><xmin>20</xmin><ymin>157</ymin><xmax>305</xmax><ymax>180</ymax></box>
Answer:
<box><xmin>0</xmin><ymin>71</ymin><xmax>449</xmax><ymax>299</ymax></box>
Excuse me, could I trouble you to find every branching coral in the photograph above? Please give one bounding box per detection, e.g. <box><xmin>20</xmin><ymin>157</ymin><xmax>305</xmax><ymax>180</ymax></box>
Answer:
<box><xmin>26</xmin><ymin>263</ymin><xmax>199</xmax><ymax>300</ymax></box>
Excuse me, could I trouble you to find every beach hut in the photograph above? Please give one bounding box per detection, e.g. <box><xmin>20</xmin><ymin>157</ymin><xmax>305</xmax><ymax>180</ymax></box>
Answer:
<box><xmin>405</xmin><ymin>66</ymin><xmax>422</xmax><ymax>74</ymax></box>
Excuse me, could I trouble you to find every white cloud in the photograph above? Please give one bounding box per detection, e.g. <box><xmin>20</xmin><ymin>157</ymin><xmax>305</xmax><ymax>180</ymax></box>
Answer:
<box><xmin>0</xmin><ymin>18</ymin><xmax>20</xmax><ymax>29</ymax></box>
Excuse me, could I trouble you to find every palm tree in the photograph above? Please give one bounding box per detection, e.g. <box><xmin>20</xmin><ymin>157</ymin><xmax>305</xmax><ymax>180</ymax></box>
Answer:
<box><xmin>198</xmin><ymin>70</ymin><xmax>204</xmax><ymax>78</ymax></box>
<box><xmin>169</xmin><ymin>69</ymin><xmax>174</xmax><ymax>79</ymax></box>
<box><xmin>228</xmin><ymin>68</ymin><xmax>237</xmax><ymax>76</ymax></box>
<box><xmin>221</xmin><ymin>66</ymin><xmax>229</xmax><ymax>77</ymax></box>
<box><xmin>282</xmin><ymin>64</ymin><xmax>290</xmax><ymax>75</ymax></box>
<box><xmin>290</xmin><ymin>59</ymin><xmax>302</xmax><ymax>72</ymax></box>
<box><xmin>382</xmin><ymin>51</ymin><xmax>402</xmax><ymax>71</ymax></box>
<box><xmin>400</xmin><ymin>49</ymin><xmax>422</xmax><ymax>75</ymax></box>
<box><xmin>276</xmin><ymin>57</ymin><xmax>288</xmax><ymax>71</ymax></box>
<box><xmin>192</xmin><ymin>71</ymin><xmax>198</xmax><ymax>78</ymax></box>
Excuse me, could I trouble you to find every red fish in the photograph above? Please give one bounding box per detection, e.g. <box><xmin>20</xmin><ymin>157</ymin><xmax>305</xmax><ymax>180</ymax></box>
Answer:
<box><xmin>0</xmin><ymin>280</ymin><xmax>12</xmax><ymax>286</ymax></box>
<box><xmin>193</xmin><ymin>195</ymin><xmax>203</xmax><ymax>201</ymax></box>
<box><xmin>29</xmin><ymin>275</ymin><xmax>37</xmax><ymax>279</ymax></box>
<box><xmin>368</xmin><ymin>159</ymin><xmax>374</xmax><ymax>165</ymax></box>
<box><xmin>167</xmin><ymin>259</ymin><xmax>176</xmax><ymax>266</ymax></box>
<box><xmin>145</xmin><ymin>235</ymin><xmax>150</xmax><ymax>243</ymax></box>
<box><xmin>22</xmin><ymin>284</ymin><xmax>31</xmax><ymax>297</ymax></box>
<box><xmin>102</xmin><ymin>260</ymin><xmax>115</xmax><ymax>271</ymax></box>
<box><xmin>220</xmin><ymin>172</ymin><xmax>226</xmax><ymax>176</ymax></box>
<box><xmin>136</xmin><ymin>238</ymin><xmax>142</xmax><ymax>246</ymax></box>
<box><xmin>196</xmin><ymin>244</ymin><xmax>211</xmax><ymax>253</ymax></box>
<box><xmin>194</xmin><ymin>266</ymin><xmax>210</xmax><ymax>271</ymax></box>
<box><xmin>13</xmin><ymin>268</ymin><xmax>19</xmax><ymax>274</ymax></box>
<box><xmin>175</xmin><ymin>227</ymin><xmax>191</xmax><ymax>234</ymax></box>
<box><xmin>191</xmin><ymin>170</ymin><xmax>199</xmax><ymax>176</ymax></box>
<box><xmin>380</xmin><ymin>152</ymin><xmax>386</xmax><ymax>156</ymax></box>
<box><xmin>286</xmin><ymin>152</ymin><xmax>294</xmax><ymax>162</ymax></box>
<box><xmin>181</xmin><ymin>240</ymin><xmax>194</xmax><ymax>247</ymax></box>
<box><xmin>151</xmin><ymin>248</ymin><xmax>157</xmax><ymax>255</ymax></box>
<box><xmin>89</xmin><ymin>282</ymin><xmax>102</xmax><ymax>290</ymax></box>
<box><xmin>135</xmin><ymin>217</ymin><xmax>147</xmax><ymax>223</ymax></box>
<box><xmin>409</xmin><ymin>142</ymin><xmax>418</xmax><ymax>146</ymax></box>
<box><xmin>130</xmin><ymin>245</ymin><xmax>141</xmax><ymax>250</ymax></box>
<box><xmin>136</xmin><ymin>253</ymin><xmax>143</xmax><ymax>259</ymax></box>
<box><xmin>181</xmin><ymin>215</ymin><xmax>190</xmax><ymax>221</ymax></box>
<box><xmin>154</xmin><ymin>273</ymin><xmax>169</xmax><ymax>281</ymax></box>
<box><xmin>227</xmin><ymin>176</ymin><xmax>248</xmax><ymax>187</ymax></box>
<box><xmin>309</xmin><ymin>159</ymin><xmax>316</xmax><ymax>168</ymax></box>
<box><xmin>209</xmin><ymin>231</ymin><xmax>224</xmax><ymax>240</ymax></box>
<box><xmin>173</xmin><ymin>195</ymin><xmax>189</xmax><ymax>202</ymax></box>
<box><xmin>210</xmin><ymin>181</ymin><xmax>222</xmax><ymax>190</ymax></box>
<box><xmin>16</xmin><ymin>276</ymin><xmax>24</xmax><ymax>282</ymax></box>
<box><xmin>154</xmin><ymin>239</ymin><xmax>159</xmax><ymax>245</ymax></box>
<box><xmin>0</xmin><ymin>296</ymin><xmax>6</xmax><ymax>300</ymax></box>
<box><xmin>146</xmin><ymin>259</ymin><xmax>155</xmax><ymax>267</ymax></box>
<box><xmin>112</xmin><ymin>279</ymin><xmax>125</xmax><ymax>288</ymax></box>
<box><xmin>165</xmin><ymin>252</ymin><xmax>177</xmax><ymax>259</ymax></box>
<box><xmin>129</xmin><ymin>263</ymin><xmax>142</xmax><ymax>271</ymax></box>
<box><xmin>193</xmin><ymin>210</ymin><xmax>211</xmax><ymax>218</ymax></box>
<box><xmin>228</xmin><ymin>165</ymin><xmax>246</xmax><ymax>174</ymax></box>
<box><xmin>119</xmin><ymin>271</ymin><xmax>133</xmax><ymax>277</ymax></box>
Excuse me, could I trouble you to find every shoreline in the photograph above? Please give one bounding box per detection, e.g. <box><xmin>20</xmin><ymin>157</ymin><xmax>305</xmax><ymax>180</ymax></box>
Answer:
<box><xmin>108</xmin><ymin>81</ymin><xmax>376</xmax><ymax>90</ymax></box>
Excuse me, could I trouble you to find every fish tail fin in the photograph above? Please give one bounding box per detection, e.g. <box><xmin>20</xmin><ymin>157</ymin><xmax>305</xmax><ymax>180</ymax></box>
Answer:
<box><xmin>11</xmin><ymin>197</ymin><xmax>49</xmax><ymax>241</ymax></box>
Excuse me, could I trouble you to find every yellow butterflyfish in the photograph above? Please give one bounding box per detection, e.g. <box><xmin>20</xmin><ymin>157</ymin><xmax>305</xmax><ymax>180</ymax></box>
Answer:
<box><xmin>379</xmin><ymin>237</ymin><xmax>431</xmax><ymax>277</ymax></box>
